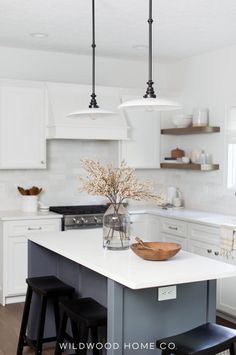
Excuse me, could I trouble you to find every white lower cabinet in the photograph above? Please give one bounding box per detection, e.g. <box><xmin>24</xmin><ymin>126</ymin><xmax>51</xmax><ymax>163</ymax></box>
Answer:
<box><xmin>188</xmin><ymin>223</ymin><xmax>236</xmax><ymax>320</ymax></box>
<box><xmin>7</xmin><ymin>235</ymin><xmax>28</xmax><ymax>296</ymax></box>
<box><xmin>217</xmin><ymin>274</ymin><xmax>236</xmax><ymax>318</ymax></box>
<box><xmin>130</xmin><ymin>213</ymin><xmax>161</xmax><ymax>242</ymax></box>
<box><xmin>0</xmin><ymin>218</ymin><xmax>61</xmax><ymax>305</ymax></box>
<box><xmin>161</xmin><ymin>233</ymin><xmax>188</xmax><ymax>250</ymax></box>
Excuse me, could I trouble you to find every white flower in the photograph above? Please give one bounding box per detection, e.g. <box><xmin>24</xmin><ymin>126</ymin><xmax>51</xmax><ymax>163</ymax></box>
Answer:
<box><xmin>80</xmin><ymin>159</ymin><xmax>166</xmax><ymax>206</ymax></box>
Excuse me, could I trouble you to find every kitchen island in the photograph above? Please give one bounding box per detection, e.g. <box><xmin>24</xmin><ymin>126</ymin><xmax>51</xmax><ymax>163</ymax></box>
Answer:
<box><xmin>28</xmin><ymin>230</ymin><xmax>236</xmax><ymax>354</ymax></box>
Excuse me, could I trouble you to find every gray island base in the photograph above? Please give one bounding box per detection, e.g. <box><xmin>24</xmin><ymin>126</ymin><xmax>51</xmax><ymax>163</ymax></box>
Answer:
<box><xmin>28</xmin><ymin>240</ymin><xmax>216</xmax><ymax>355</ymax></box>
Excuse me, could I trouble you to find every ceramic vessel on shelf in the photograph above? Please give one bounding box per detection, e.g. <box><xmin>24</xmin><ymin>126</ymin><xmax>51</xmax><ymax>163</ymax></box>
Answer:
<box><xmin>192</xmin><ymin>108</ymin><xmax>209</xmax><ymax>127</ymax></box>
<box><xmin>103</xmin><ymin>203</ymin><xmax>130</xmax><ymax>250</ymax></box>
<box><xmin>172</xmin><ymin>114</ymin><xmax>192</xmax><ymax>128</ymax></box>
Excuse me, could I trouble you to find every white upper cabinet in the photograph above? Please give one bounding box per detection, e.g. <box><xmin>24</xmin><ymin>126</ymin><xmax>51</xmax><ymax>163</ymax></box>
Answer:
<box><xmin>0</xmin><ymin>80</ymin><xmax>46</xmax><ymax>169</ymax></box>
<box><xmin>119</xmin><ymin>96</ymin><xmax>160</xmax><ymax>168</ymax></box>
<box><xmin>46</xmin><ymin>82</ymin><xmax>128</xmax><ymax>140</ymax></box>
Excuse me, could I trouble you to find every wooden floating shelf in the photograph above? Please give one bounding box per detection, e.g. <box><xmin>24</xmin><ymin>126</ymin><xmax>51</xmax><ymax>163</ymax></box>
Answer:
<box><xmin>161</xmin><ymin>126</ymin><xmax>220</xmax><ymax>135</ymax></box>
<box><xmin>160</xmin><ymin>163</ymin><xmax>220</xmax><ymax>171</ymax></box>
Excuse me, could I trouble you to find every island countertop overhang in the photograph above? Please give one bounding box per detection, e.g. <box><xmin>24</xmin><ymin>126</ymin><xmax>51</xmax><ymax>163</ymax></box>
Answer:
<box><xmin>28</xmin><ymin>229</ymin><xmax>236</xmax><ymax>290</ymax></box>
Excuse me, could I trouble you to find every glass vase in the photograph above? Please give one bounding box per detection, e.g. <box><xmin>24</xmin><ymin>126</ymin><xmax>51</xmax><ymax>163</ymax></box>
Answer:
<box><xmin>103</xmin><ymin>203</ymin><xmax>130</xmax><ymax>250</ymax></box>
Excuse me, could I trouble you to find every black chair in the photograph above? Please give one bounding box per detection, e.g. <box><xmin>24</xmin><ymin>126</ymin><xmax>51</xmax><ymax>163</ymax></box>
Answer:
<box><xmin>156</xmin><ymin>322</ymin><xmax>236</xmax><ymax>355</ymax></box>
<box><xmin>17</xmin><ymin>275</ymin><xmax>75</xmax><ymax>355</ymax></box>
<box><xmin>54</xmin><ymin>297</ymin><xmax>107</xmax><ymax>355</ymax></box>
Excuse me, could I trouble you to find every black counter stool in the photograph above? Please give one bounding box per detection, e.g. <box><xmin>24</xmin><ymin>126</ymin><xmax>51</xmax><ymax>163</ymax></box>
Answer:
<box><xmin>156</xmin><ymin>322</ymin><xmax>236</xmax><ymax>355</ymax></box>
<box><xmin>17</xmin><ymin>275</ymin><xmax>75</xmax><ymax>355</ymax></box>
<box><xmin>54</xmin><ymin>297</ymin><xmax>107</xmax><ymax>355</ymax></box>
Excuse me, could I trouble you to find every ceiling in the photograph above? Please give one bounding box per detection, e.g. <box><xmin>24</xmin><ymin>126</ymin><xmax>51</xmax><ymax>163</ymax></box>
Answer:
<box><xmin>1</xmin><ymin>0</ymin><xmax>236</xmax><ymax>62</ymax></box>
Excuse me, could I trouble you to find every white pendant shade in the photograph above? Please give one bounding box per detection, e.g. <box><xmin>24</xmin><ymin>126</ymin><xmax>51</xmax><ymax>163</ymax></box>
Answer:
<box><xmin>119</xmin><ymin>97</ymin><xmax>182</xmax><ymax>111</ymax></box>
<box><xmin>67</xmin><ymin>107</ymin><xmax>114</xmax><ymax>119</ymax></box>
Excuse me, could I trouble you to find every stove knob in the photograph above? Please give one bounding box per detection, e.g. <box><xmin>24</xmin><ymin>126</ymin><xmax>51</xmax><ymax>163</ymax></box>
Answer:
<box><xmin>95</xmin><ymin>217</ymin><xmax>102</xmax><ymax>224</ymax></box>
<box><xmin>94</xmin><ymin>216</ymin><xmax>98</xmax><ymax>223</ymax></box>
<box><xmin>72</xmin><ymin>218</ymin><xmax>82</xmax><ymax>225</ymax></box>
<box><xmin>81</xmin><ymin>217</ymin><xmax>88</xmax><ymax>224</ymax></box>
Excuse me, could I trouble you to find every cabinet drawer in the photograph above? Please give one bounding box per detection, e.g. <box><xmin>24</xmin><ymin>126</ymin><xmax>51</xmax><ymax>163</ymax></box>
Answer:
<box><xmin>5</xmin><ymin>219</ymin><xmax>61</xmax><ymax>236</ymax></box>
<box><xmin>188</xmin><ymin>223</ymin><xmax>220</xmax><ymax>245</ymax></box>
<box><xmin>160</xmin><ymin>218</ymin><xmax>187</xmax><ymax>238</ymax></box>
<box><xmin>161</xmin><ymin>233</ymin><xmax>188</xmax><ymax>250</ymax></box>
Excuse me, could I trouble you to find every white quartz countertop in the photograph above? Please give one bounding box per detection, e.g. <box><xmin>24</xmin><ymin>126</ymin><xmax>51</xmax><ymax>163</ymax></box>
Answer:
<box><xmin>29</xmin><ymin>229</ymin><xmax>236</xmax><ymax>289</ymax></box>
<box><xmin>0</xmin><ymin>210</ymin><xmax>62</xmax><ymax>221</ymax></box>
<box><xmin>129</xmin><ymin>206</ymin><xmax>236</xmax><ymax>227</ymax></box>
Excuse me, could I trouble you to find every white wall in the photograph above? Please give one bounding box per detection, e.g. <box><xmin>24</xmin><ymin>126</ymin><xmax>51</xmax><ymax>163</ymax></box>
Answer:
<box><xmin>155</xmin><ymin>45</ymin><xmax>236</xmax><ymax>215</ymax></box>
<box><xmin>0</xmin><ymin>46</ymin><xmax>170</xmax><ymax>89</ymax></box>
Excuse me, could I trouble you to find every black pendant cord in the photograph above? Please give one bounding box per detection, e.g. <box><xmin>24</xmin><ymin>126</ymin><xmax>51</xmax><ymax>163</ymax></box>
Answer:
<box><xmin>89</xmin><ymin>0</ymin><xmax>99</xmax><ymax>108</ymax></box>
<box><xmin>144</xmin><ymin>0</ymin><xmax>156</xmax><ymax>99</ymax></box>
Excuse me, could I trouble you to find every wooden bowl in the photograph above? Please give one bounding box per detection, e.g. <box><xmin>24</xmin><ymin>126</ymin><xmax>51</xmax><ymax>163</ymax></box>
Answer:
<box><xmin>130</xmin><ymin>242</ymin><xmax>181</xmax><ymax>261</ymax></box>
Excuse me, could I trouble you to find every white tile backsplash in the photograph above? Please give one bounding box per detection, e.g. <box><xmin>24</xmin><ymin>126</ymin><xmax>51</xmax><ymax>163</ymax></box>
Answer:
<box><xmin>0</xmin><ymin>140</ymin><xmax>118</xmax><ymax>210</ymax></box>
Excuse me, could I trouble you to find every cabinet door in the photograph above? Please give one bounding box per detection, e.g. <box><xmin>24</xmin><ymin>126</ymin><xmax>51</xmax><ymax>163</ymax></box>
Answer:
<box><xmin>0</xmin><ymin>83</ymin><xmax>46</xmax><ymax>169</ymax></box>
<box><xmin>4</xmin><ymin>219</ymin><xmax>61</xmax><ymax>299</ymax></box>
<box><xmin>130</xmin><ymin>214</ymin><xmax>148</xmax><ymax>239</ymax></box>
<box><xmin>161</xmin><ymin>232</ymin><xmax>188</xmax><ymax>250</ymax></box>
<box><xmin>7</xmin><ymin>235</ymin><xmax>27</xmax><ymax>295</ymax></box>
<box><xmin>217</xmin><ymin>274</ymin><xmax>236</xmax><ymax>318</ymax></box>
<box><xmin>147</xmin><ymin>215</ymin><xmax>161</xmax><ymax>241</ymax></box>
<box><xmin>216</xmin><ymin>253</ymin><xmax>236</xmax><ymax>318</ymax></box>
<box><xmin>119</xmin><ymin>96</ymin><xmax>160</xmax><ymax>168</ymax></box>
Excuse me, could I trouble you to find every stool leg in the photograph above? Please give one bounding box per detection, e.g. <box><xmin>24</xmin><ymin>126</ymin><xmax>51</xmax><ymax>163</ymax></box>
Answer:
<box><xmin>78</xmin><ymin>323</ymin><xmax>89</xmax><ymax>355</ymax></box>
<box><xmin>70</xmin><ymin>320</ymin><xmax>79</xmax><ymax>355</ymax></box>
<box><xmin>54</xmin><ymin>311</ymin><xmax>68</xmax><ymax>355</ymax></box>
<box><xmin>230</xmin><ymin>343</ymin><xmax>236</xmax><ymax>355</ymax></box>
<box><xmin>53</xmin><ymin>300</ymin><xmax>60</xmax><ymax>334</ymax></box>
<box><xmin>16</xmin><ymin>285</ymin><xmax>33</xmax><ymax>355</ymax></box>
<box><xmin>35</xmin><ymin>295</ymin><xmax>47</xmax><ymax>355</ymax></box>
<box><xmin>90</xmin><ymin>327</ymin><xmax>100</xmax><ymax>355</ymax></box>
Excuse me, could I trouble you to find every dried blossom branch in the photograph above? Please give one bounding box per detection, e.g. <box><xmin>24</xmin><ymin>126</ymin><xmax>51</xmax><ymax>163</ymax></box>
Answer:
<box><xmin>79</xmin><ymin>159</ymin><xmax>166</xmax><ymax>205</ymax></box>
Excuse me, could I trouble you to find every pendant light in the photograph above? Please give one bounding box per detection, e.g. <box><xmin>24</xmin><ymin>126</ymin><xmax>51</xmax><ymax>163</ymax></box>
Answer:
<box><xmin>119</xmin><ymin>0</ymin><xmax>182</xmax><ymax>112</ymax></box>
<box><xmin>68</xmin><ymin>0</ymin><xmax>114</xmax><ymax>119</ymax></box>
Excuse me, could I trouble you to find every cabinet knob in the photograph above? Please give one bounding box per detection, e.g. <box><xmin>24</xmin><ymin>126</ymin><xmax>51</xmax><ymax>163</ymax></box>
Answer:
<box><xmin>41</xmin><ymin>160</ymin><xmax>45</xmax><ymax>164</ymax></box>
<box><xmin>207</xmin><ymin>249</ymin><xmax>212</xmax><ymax>253</ymax></box>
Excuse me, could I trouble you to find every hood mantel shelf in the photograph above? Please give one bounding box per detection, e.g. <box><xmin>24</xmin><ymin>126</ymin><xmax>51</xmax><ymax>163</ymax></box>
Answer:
<box><xmin>46</xmin><ymin>82</ymin><xmax>128</xmax><ymax>140</ymax></box>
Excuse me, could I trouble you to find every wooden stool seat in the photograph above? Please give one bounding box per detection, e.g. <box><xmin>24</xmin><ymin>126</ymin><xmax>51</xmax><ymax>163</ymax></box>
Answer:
<box><xmin>16</xmin><ymin>275</ymin><xmax>74</xmax><ymax>355</ymax></box>
<box><xmin>55</xmin><ymin>297</ymin><xmax>107</xmax><ymax>355</ymax></box>
<box><xmin>156</xmin><ymin>322</ymin><xmax>236</xmax><ymax>355</ymax></box>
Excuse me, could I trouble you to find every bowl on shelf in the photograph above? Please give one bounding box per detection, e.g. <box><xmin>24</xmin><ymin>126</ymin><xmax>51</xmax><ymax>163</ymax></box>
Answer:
<box><xmin>172</xmin><ymin>114</ymin><xmax>192</xmax><ymax>128</ymax></box>
<box><xmin>131</xmin><ymin>241</ymin><xmax>181</xmax><ymax>261</ymax></box>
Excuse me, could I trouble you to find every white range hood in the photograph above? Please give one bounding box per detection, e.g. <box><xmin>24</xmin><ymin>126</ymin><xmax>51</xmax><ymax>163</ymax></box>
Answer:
<box><xmin>46</xmin><ymin>82</ymin><xmax>128</xmax><ymax>140</ymax></box>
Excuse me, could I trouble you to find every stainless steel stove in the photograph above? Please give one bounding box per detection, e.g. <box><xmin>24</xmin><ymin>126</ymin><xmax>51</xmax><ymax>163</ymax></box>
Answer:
<box><xmin>50</xmin><ymin>205</ymin><xmax>108</xmax><ymax>231</ymax></box>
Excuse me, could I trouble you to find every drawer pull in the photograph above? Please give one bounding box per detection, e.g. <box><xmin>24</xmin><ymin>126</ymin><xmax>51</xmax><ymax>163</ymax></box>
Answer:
<box><xmin>168</xmin><ymin>226</ymin><xmax>178</xmax><ymax>231</ymax></box>
<box><xmin>27</xmin><ymin>226</ymin><xmax>42</xmax><ymax>231</ymax></box>
<box><xmin>207</xmin><ymin>249</ymin><xmax>212</xmax><ymax>253</ymax></box>
<box><xmin>214</xmin><ymin>251</ymin><xmax>219</xmax><ymax>256</ymax></box>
